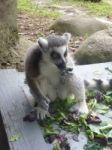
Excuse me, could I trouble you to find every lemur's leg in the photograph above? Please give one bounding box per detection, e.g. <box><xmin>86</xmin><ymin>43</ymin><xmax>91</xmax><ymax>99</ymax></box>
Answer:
<box><xmin>68</xmin><ymin>74</ymin><xmax>89</xmax><ymax>114</ymax></box>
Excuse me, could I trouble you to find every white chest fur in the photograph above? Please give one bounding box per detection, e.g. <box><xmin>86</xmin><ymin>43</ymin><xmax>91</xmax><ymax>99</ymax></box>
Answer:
<box><xmin>36</xmin><ymin>61</ymin><xmax>60</xmax><ymax>101</ymax></box>
<box><xmin>40</xmin><ymin>61</ymin><xmax>60</xmax><ymax>86</ymax></box>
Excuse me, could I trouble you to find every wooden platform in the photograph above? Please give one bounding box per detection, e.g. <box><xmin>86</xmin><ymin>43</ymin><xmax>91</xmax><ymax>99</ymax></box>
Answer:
<box><xmin>0</xmin><ymin>62</ymin><xmax>111</xmax><ymax>150</ymax></box>
<box><xmin>0</xmin><ymin>69</ymin><xmax>52</xmax><ymax>150</ymax></box>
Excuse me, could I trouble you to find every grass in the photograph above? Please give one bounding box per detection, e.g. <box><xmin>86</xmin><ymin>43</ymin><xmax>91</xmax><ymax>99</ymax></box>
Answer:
<box><xmin>74</xmin><ymin>0</ymin><xmax>112</xmax><ymax>16</ymax></box>
<box><xmin>17</xmin><ymin>0</ymin><xmax>112</xmax><ymax>17</ymax></box>
<box><xmin>17</xmin><ymin>0</ymin><xmax>61</xmax><ymax>18</ymax></box>
<box><xmin>52</xmin><ymin>0</ymin><xmax>112</xmax><ymax>16</ymax></box>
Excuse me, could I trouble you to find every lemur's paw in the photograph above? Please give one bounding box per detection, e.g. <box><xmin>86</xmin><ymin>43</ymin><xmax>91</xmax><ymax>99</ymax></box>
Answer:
<box><xmin>36</xmin><ymin>106</ymin><xmax>50</xmax><ymax>120</ymax></box>
<box><xmin>69</xmin><ymin>102</ymin><xmax>89</xmax><ymax>114</ymax></box>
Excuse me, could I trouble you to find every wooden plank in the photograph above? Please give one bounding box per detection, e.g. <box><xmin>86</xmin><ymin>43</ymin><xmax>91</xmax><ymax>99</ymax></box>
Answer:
<box><xmin>75</xmin><ymin>62</ymin><xmax>112</xmax><ymax>79</ymax></box>
<box><xmin>0</xmin><ymin>69</ymin><xmax>52</xmax><ymax>150</ymax></box>
<box><xmin>0</xmin><ymin>62</ymin><xmax>110</xmax><ymax>150</ymax></box>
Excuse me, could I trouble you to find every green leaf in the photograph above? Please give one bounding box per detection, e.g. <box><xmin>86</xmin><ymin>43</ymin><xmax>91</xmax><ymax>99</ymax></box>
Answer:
<box><xmin>95</xmin><ymin>104</ymin><xmax>109</xmax><ymax>114</ymax></box>
<box><xmin>88</xmin><ymin>124</ymin><xmax>101</xmax><ymax>135</ymax></box>
<box><xmin>86</xmin><ymin>130</ymin><xmax>94</xmax><ymax>140</ymax></box>
<box><xmin>9</xmin><ymin>133</ymin><xmax>21</xmax><ymax>142</ymax></box>
<box><xmin>100</xmin><ymin>124</ymin><xmax>112</xmax><ymax>134</ymax></box>
<box><xmin>106</xmin><ymin>91</ymin><xmax>112</xmax><ymax>96</ymax></box>
<box><xmin>100</xmin><ymin>124</ymin><xmax>112</xmax><ymax>130</ymax></box>
<box><xmin>104</xmin><ymin>95</ymin><xmax>112</xmax><ymax>106</ymax></box>
<box><xmin>53</xmin><ymin>140</ymin><xmax>61</xmax><ymax>150</ymax></box>
<box><xmin>106</xmin><ymin>130</ymin><xmax>112</xmax><ymax>138</ymax></box>
<box><xmin>84</xmin><ymin>140</ymin><xmax>102</xmax><ymax>150</ymax></box>
<box><xmin>88</xmin><ymin>99</ymin><xmax>97</xmax><ymax>112</ymax></box>
<box><xmin>44</xmin><ymin>125</ymin><xmax>59</xmax><ymax>137</ymax></box>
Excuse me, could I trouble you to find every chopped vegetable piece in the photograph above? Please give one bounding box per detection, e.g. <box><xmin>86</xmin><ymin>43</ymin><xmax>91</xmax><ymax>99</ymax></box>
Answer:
<box><xmin>9</xmin><ymin>134</ymin><xmax>21</xmax><ymax>142</ymax></box>
<box><xmin>87</xmin><ymin>115</ymin><xmax>102</xmax><ymax>124</ymax></box>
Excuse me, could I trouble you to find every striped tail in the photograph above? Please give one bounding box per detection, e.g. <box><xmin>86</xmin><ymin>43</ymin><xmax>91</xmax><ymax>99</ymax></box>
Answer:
<box><xmin>84</xmin><ymin>78</ymin><xmax>112</xmax><ymax>91</ymax></box>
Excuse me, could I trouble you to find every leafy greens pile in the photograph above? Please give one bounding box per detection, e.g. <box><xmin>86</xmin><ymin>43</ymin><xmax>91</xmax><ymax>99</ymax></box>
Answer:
<box><xmin>28</xmin><ymin>90</ymin><xmax>111</xmax><ymax>150</ymax></box>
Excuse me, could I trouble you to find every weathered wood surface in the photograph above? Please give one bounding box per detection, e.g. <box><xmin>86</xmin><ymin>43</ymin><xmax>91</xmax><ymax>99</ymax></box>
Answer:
<box><xmin>0</xmin><ymin>62</ymin><xmax>111</xmax><ymax>150</ymax></box>
<box><xmin>75</xmin><ymin>62</ymin><xmax>112</xmax><ymax>79</ymax></box>
<box><xmin>19</xmin><ymin>62</ymin><xmax>112</xmax><ymax>150</ymax></box>
<box><xmin>0</xmin><ymin>69</ymin><xmax>52</xmax><ymax>150</ymax></box>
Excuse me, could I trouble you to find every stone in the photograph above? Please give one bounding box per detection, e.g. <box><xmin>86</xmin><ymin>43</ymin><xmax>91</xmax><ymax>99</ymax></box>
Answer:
<box><xmin>74</xmin><ymin>28</ymin><xmax>112</xmax><ymax>64</ymax></box>
<box><xmin>16</xmin><ymin>37</ymin><xmax>34</xmax><ymax>71</ymax></box>
<box><xmin>50</xmin><ymin>14</ymin><xmax>108</xmax><ymax>36</ymax></box>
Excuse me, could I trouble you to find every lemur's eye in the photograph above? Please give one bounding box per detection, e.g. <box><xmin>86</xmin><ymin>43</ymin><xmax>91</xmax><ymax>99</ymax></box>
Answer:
<box><xmin>51</xmin><ymin>51</ymin><xmax>60</xmax><ymax>59</ymax></box>
<box><xmin>64</xmin><ymin>50</ymin><xmax>67</xmax><ymax>57</ymax></box>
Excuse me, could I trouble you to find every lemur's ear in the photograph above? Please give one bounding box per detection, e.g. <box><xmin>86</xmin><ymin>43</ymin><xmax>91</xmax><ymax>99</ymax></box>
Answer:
<box><xmin>38</xmin><ymin>37</ymin><xmax>48</xmax><ymax>50</ymax></box>
<box><xmin>62</xmin><ymin>32</ymin><xmax>71</xmax><ymax>43</ymax></box>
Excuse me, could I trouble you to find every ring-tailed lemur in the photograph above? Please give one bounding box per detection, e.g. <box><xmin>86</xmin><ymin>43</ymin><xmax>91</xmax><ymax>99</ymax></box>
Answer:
<box><xmin>24</xmin><ymin>33</ymin><xmax>112</xmax><ymax>120</ymax></box>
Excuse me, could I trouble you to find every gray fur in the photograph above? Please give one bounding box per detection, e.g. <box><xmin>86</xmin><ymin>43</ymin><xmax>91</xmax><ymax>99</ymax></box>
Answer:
<box><xmin>94</xmin><ymin>79</ymin><xmax>103</xmax><ymax>90</ymax></box>
<box><xmin>84</xmin><ymin>78</ymin><xmax>112</xmax><ymax>91</ymax></box>
<box><xmin>25</xmin><ymin>33</ymin><xmax>88</xmax><ymax>120</ymax></box>
<box><xmin>26</xmin><ymin>76</ymin><xmax>49</xmax><ymax>110</ymax></box>
<box><xmin>47</xmin><ymin>35</ymin><xmax>67</xmax><ymax>48</ymax></box>
<box><xmin>25</xmin><ymin>34</ymin><xmax>112</xmax><ymax>120</ymax></box>
<box><xmin>25</xmin><ymin>43</ymin><xmax>42</xmax><ymax>77</ymax></box>
<box><xmin>25</xmin><ymin>43</ymin><xmax>49</xmax><ymax>112</ymax></box>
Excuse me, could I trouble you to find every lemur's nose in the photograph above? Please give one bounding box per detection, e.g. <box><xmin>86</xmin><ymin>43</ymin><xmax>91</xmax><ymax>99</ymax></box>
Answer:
<box><xmin>57</xmin><ymin>60</ymin><xmax>66</xmax><ymax>70</ymax></box>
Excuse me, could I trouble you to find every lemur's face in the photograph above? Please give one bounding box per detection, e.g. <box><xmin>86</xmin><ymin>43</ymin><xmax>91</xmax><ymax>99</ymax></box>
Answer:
<box><xmin>38</xmin><ymin>33</ymin><xmax>71</xmax><ymax>71</ymax></box>
<box><xmin>50</xmin><ymin>45</ymin><xmax>68</xmax><ymax>71</ymax></box>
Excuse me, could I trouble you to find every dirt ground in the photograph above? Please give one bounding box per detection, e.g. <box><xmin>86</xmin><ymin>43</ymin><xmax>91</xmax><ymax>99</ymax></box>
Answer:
<box><xmin>17</xmin><ymin>12</ymin><xmax>83</xmax><ymax>49</ymax></box>
<box><xmin>17</xmin><ymin>13</ymin><xmax>54</xmax><ymax>41</ymax></box>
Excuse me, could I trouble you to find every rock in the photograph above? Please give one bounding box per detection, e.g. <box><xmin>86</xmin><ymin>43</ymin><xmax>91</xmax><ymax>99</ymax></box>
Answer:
<box><xmin>16</xmin><ymin>37</ymin><xmax>34</xmax><ymax>71</ymax></box>
<box><xmin>17</xmin><ymin>36</ymin><xmax>34</xmax><ymax>58</ymax></box>
<box><xmin>74</xmin><ymin>29</ymin><xmax>112</xmax><ymax>64</ymax></box>
<box><xmin>50</xmin><ymin>14</ymin><xmax>108</xmax><ymax>36</ymax></box>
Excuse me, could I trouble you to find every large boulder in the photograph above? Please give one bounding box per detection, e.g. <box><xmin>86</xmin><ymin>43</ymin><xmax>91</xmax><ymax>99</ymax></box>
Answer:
<box><xmin>74</xmin><ymin>29</ymin><xmax>112</xmax><ymax>64</ymax></box>
<box><xmin>16</xmin><ymin>37</ymin><xmax>34</xmax><ymax>71</ymax></box>
<box><xmin>50</xmin><ymin>14</ymin><xmax>108</xmax><ymax>36</ymax></box>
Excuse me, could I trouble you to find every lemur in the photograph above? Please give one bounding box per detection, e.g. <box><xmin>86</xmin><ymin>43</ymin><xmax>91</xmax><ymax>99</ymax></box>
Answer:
<box><xmin>24</xmin><ymin>33</ymin><xmax>112</xmax><ymax>120</ymax></box>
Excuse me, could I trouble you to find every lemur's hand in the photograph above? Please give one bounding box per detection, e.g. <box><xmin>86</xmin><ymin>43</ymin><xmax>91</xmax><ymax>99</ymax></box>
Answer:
<box><xmin>36</xmin><ymin>97</ymin><xmax>50</xmax><ymax>120</ymax></box>
<box><xmin>23</xmin><ymin>107</ymin><xmax>50</xmax><ymax>121</ymax></box>
<box><xmin>23</xmin><ymin>97</ymin><xmax>50</xmax><ymax>121</ymax></box>
<box><xmin>36</xmin><ymin>106</ymin><xmax>50</xmax><ymax>120</ymax></box>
